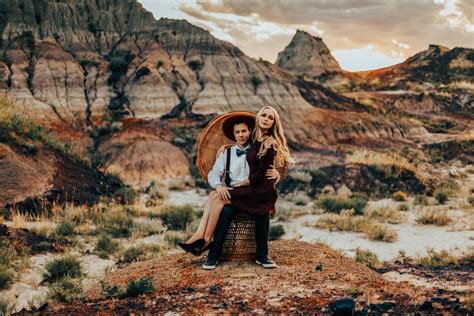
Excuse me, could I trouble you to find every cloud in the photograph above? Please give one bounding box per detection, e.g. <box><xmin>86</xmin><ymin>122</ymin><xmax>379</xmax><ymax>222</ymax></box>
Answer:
<box><xmin>139</xmin><ymin>0</ymin><xmax>473</xmax><ymax>70</ymax></box>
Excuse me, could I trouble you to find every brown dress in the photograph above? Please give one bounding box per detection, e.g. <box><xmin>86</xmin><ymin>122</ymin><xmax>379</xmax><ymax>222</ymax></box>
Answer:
<box><xmin>229</xmin><ymin>141</ymin><xmax>278</xmax><ymax>216</ymax></box>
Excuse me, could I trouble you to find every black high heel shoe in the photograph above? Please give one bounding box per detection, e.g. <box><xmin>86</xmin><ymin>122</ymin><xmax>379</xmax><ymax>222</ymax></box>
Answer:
<box><xmin>178</xmin><ymin>239</ymin><xmax>204</xmax><ymax>254</ymax></box>
<box><xmin>196</xmin><ymin>241</ymin><xmax>214</xmax><ymax>256</ymax></box>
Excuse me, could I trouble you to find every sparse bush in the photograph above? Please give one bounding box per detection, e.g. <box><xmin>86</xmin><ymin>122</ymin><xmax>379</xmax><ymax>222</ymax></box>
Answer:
<box><xmin>416</xmin><ymin>209</ymin><xmax>452</xmax><ymax>226</ymax></box>
<box><xmin>355</xmin><ymin>248</ymin><xmax>381</xmax><ymax>269</ymax></box>
<box><xmin>44</xmin><ymin>256</ymin><xmax>82</xmax><ymax>281</ymax></box>
<box><xmin>114</xmin><ymin>186</ymin><xmax>138</xmax><ymax>205</ymax></box>
<box><xmin>158</xmin><ymin>205</ymin><xmax>195</xmax><ymax>231</ymax></box>
<box><xmin>392</xmin><ymin>191</ymin><xmax>408</xmax><ymax>202</ymax></box>
<box><xmin>364</xmin><ymin>206</ymin><xmax>405</xmax><ymax>224</ymax></box>
<box><xmin>416</xmin><ymin>248</ymin><xmax>459</xmax><ymax>266</ymax></box>
<box><xmin>47</xmin><ymin>277</ymin><xmax>83</xmax><ymax>303</ymax></box>
<box><xmin>101</xmin><ymin>281</ymin><xmax>122</xmax><ymax>298</ymax></box>
<box><xmin>269</xmin><ymin>225</ymin><xmax>285</xmax><ymax>240</ymax></box>
<box><xmin>0</xmin><ymin>267</ymin><xmax>14</xmax><ymax>290</ymax></box>
<box><xmin>0</xmin><ymin>297</ymin><xmax>15</xmax><ymax>316</ymax></box>
<box><xmin>121</xmin><ymin>245</ymin><xmax>146</xmax><ymax>263</ymax></box>
<box><xmin>146</xmin><ymin>181</ymin><xmax>169</xmax><ymax>201</ymax></box>
<box><xmin>434</xmin><ymin>190</ymin><xmax>448</xmax><ymax>204</ymax></box>
<box><xmin>124</xmin><ymin>276</ymin><xmax>155</xmax><ymax>297</ymax></box>
<box><xmin>313</xmin><ymin>210</ymin><xmax>369</xmax><ymax>233</ymax></box>
<box><xmin>317</xmin><ymin>194</ymin><xmax>368</xmax><ymax>215</ymax></box>
<box><xmin>292</xmin><ymin>192</ymin><xmax>310</xmax><ymax>206</ymax></box>
<box><xmin>414</xmin><ymin>195</ymin><xmax>429</xmax><ymax>206</ymax></box>
<box><xmin>397</xmin><ymin>203</ymin><xmax>410</xmax><ymax>212</ymax></box>
<box><xmin>37</xmin><ymin>241</ymin><xmax>52</xmax><ymax>251</ymax></box>
<box><xmin>366</xmin><ymin>224</ymin><xmax>398</xmax><ymax>242</ymax></box>
<box><xmin>164</xmin><ymin>231</ymin><xmax>185</xmax><ymax>248</ymax></box>
<box><xmin>96</xmin><ymin>235</ymin><xmax>120</xmax><ymax>258</ymax></box>
<box><xmin>55</xmin><ymin>219</ymin><xmax>76</xmax><ymax>236</ymax></box>
<box><xmin>102</xmin><ymin>212</ymin><xmax>134</xmax><ymax>237</ymax></box>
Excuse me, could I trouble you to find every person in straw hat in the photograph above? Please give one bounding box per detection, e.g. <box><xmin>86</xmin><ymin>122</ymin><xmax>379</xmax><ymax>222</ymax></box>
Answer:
<box><xmin>180</xmin><ymin>106</ymin><xmax>293</xmax><ymax>269</ymax></box>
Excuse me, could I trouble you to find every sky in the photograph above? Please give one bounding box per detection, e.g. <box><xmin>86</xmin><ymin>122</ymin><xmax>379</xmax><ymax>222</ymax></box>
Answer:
<box><xmin>139</xmin><ymin>0</ymin><xmax>474</xmax><ymax>71</ymax></box>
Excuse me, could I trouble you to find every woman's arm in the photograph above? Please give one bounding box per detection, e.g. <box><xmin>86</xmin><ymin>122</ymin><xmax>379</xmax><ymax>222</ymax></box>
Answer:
<box><xmin>249</xmin><ymin>147</ymin><xmax>276</xmax><ymax>187</ymax></box>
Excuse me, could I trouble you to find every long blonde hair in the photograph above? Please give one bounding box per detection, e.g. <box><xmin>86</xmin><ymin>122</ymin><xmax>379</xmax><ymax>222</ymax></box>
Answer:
<box><xmin>252</xmin><ymin>106</ymin><xmax>294</xmax><ymax>168</ymax></box>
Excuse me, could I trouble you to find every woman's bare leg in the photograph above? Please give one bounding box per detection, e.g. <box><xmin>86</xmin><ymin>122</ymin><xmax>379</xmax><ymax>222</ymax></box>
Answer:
<box><xmin>186</xmin><ymin>191</ymin><xmax>219</xmax><ymax>244</ymax></box>
<box><xmin>203</xmin><ymin>198</ymin><xmax>230</xmax><ymax>244</ymax></box>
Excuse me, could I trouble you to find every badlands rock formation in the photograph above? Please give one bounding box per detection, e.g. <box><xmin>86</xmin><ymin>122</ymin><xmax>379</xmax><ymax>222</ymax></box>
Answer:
<box><xmin>276</xmin><ymin>30</ymin><xmax>341</xmax><ymax>76</ymax></box>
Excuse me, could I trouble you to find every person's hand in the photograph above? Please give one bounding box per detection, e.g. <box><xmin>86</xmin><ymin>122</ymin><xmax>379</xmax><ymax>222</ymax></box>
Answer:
<box><xmin>234</xmin><ymin>179</ymin><xmax>250</xmax><ymax>187</ymax></box>
<box><xmin>266</xmin><ymin>165</ymin><xmax>280</xmax><ymax>183</ymax></box>
<box><xmin>216</xmin><ymin>144</ymin><xmax>231</xmax><ymax>158</ymax></box>
<box><xmin>215</xmin><ymin>184</ymin><xmax>232</xmax><ymax>201</ymax></box>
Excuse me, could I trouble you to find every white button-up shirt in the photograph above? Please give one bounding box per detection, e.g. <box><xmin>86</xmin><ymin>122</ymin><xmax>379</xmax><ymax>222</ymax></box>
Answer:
<box><xmin>207</xmin><ymin>144</ymin><xmax>251</xmax><ymax>189</ymax></box>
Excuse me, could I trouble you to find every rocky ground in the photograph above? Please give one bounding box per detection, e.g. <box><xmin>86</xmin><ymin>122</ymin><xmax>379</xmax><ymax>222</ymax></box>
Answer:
<box><xmin>14</xmin><ymin>240</ymin><xmax>473</xmax><ymax>314</ymax></box>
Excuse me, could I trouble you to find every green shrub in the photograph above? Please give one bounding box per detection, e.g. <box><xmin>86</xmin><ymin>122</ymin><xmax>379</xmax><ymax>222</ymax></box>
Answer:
<box><xmin>101</xmin><ymin>281</ymin><xmax>122</xmax><ymax>298</ymax></box>
<box><xmin>355</xmin><ymin>248</ymin><xmax>381</xmax><ymax>269</ymax></box>
<box><xmin>124</xmin><ymin>276</ymin><xmax>155</xmax><ymax>297</ymax></box>
<box><xmin>158</xmin><ymin>205</ymin><xmax>195</xmax><ymax>231</ymax></box>
<box><xmin>0</xmin><ymin>266</ymin><xmax>14</xmax><ymax>290</ymax></box>
<box><xmin>317</xmin><ymin>194</ymin><xmax>368</xmax><ymax>215</ymax></box>
<box><xmin>55</xmin><ymin>219</ymin><xmax>76</xmax><ymax>236</ymax></box>
<box><xmin>397</xmin><ymin>203</ymin><xmax>410</xmax><ymax>212</ymax></box>
<box><xmin>293</xmin><ymin>193</ymin><xmax>310</xmax><ymax>206</ymax></box>
<box><xmin>47</xmin><ymin>277</ymin><xmax>83</xmax><ymax>303</ymax></box>
<box><xmin>434</xmin><ymin>190</ymin><xmax>448</xmax><ymax>204</ymax></box>
<box><xmin>96</xmin><ymin>235</ymin><xmax>120</xmax><ymax>258</ymax></box>
<box><xmin>114</xmin><ymin>186</ymin><xmax>138</xmax><ymax>205</ymax></box>
<box><xmin>164</xmin><ymin>231</ymin><xmax>183</xmax><ymax>248</ymax></box>
<box><xmin>44</xmin><ymin>256</ymin><xmax>82</xmax><ymax>281</ymax></box>
<box><xmin>269</xmin><ymin>225</ymin><xmax>285</xmax><ymax>240</ymax></box>
<box><xmin>102</xmin><ymin>213</ymin><xmax>134</xmax><ymax>237</ymax></box>
<box><xmin>392</xmin><ymin>191</ymin><xmax>408</xmax><ymax>202</ymax></box>
<box><xmin>122</xmin><ymin>245</ymin><xmax>146</xmax><ymax>263</ymax></box>
<box><xmin>414</xmin><ymin>195</ymin><xmax>429</xmax><ymax>206</ymax></box>
<box><xmin>37</xmin><ymin>241</ymin><xmax>52</xmax><ymax>251</ymax></box>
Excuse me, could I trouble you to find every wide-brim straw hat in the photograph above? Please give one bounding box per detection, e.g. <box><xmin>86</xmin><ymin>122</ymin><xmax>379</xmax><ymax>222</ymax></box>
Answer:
<box><xmin>197</xmin><ymin>110</ymin><xmax>288</xmax><ymax>184</ymax></box>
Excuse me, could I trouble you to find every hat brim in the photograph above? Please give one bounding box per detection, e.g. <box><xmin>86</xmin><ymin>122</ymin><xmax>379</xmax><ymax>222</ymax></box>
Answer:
<box><xmin>222</xmin><ymin>113</ymin><xmax>256</xmax><ymax>141</ymax></box>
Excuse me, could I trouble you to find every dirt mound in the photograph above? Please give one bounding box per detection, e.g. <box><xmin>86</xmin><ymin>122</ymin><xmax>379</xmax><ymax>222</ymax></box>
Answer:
<box><xmin>29</xmin><ymin>240</ymin><xmax>470</xmax><ymax>314</ymax></box>
<box><xmin>0</xmin><ymin>139</ymin><xmax>120</xmax><ymax>212</ymax></box>
<box><xmin>0</xmin><ymin>224</ymin><xmax>66</xmax><ymax>254</ymax></box>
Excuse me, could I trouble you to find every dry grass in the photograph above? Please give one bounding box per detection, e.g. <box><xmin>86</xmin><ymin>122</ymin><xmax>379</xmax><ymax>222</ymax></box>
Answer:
<box><xmin>461</xmin><ymin>129</ymin><xmax>474</xmax><ymax>141</ymax></box>
<box><xmin>0</xmin><ymin>95</ymin><xmax>16</xmax><ymax>125</ymax></box>
<box><xmin>366</xmin><ymin>224</ymin><xmax>398</xmax><ymax>242</ymax></box>
<box><xmin>416</xmin><ymin>208</ymin><xmax>452</xmax><ymax>226</ymax></box>
<box><xmin>12</xmin><ymin>212</ymin><xmax>28</xmax><ymax>229</ymax></box>
<box><xmin>313</xmin><ymin>210</ymin><xmax>370</xmax><ymax>233</ymax></box>
<box><xmin>364</xmin><ymin>205</ymin><xmax>406</xmax><ymax>224</ymax></box>
<box><xmin>313</xmin><ymin>210</ymin><xmax>398</xmax><ymax>242</ymax></box>
<box><xmin>346</xmin><ymin>149</ymin><xmax>417</xmax><ymax>177</ymax></box>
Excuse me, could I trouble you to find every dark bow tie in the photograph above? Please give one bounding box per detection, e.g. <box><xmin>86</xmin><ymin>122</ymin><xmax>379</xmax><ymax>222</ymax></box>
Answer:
<box><xmin>236</xmin><ymin>148</ymin><xmax>249</xmax><ymax>157</ymax></box>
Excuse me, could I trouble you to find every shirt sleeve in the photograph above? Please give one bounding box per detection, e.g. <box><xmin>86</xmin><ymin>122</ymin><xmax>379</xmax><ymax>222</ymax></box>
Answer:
<box><xmin>249</xmin><ymin>147</ymin><xmax>275</xmax><ymax>187</ymax></box>
<box><xmin>207</xmin><ymin>151</ymin><xmax>226</xmax><ymax>189</ymax></box>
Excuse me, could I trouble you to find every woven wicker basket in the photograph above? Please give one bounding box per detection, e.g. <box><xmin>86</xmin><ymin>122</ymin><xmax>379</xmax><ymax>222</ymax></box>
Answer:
<box><xmin>219</xmin><ymin>212</ymin><xmax>256</xmax><ymax>261</ymax></box>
